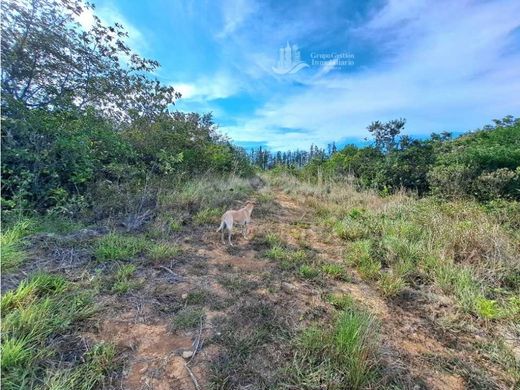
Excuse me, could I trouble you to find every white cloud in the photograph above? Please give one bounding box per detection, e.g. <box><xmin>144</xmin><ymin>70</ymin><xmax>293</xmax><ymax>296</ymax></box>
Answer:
<box><xmin>216</xmin><ymin>0</ymin><xmax>258</xmax><ymax>38</ymax></box>
<box><xmin>173</xmin><ymin>72</ymin><xmax>241</xmax><ymax>102</ymax></box>
<box><xmin>223</xmin><ymin>0</ymin><xmax>520</xmax><ymax>150</ymax></box>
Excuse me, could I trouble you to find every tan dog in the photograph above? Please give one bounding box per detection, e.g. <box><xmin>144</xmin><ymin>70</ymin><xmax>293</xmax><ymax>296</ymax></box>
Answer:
<box><xmin>216</xmin><ymin>201</ymin><xmax>255</xmax><ymax>245</ymax></box>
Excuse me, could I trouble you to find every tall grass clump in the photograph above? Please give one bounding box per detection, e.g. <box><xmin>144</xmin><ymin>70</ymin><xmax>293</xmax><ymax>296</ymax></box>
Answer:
<box><xmin>290</xmin><ymin>301</ymin><xmax>380</xmax><ymax>389</ymax></box>
<box><xmin>1</xmin><ymin>273</ymin><xmax>114</xmax><ymax>389</ymax></box>
<box><xmin>94</xmin><ymin>233</ymin><xmax>148</xmax><ymax>262</ymax></box>
<box><xmin>1</xmin><ymin>218</ymin><xmax>34</xmax><ymax>271</ymax></box>
<box><xmin>335</xmin><ymin>192</ymin><xmax>520</xmax><ymax>318</ymax></box>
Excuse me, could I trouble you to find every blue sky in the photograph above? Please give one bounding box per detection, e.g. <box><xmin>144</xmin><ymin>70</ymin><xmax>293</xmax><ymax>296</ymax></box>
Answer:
<box><xmin>81</xmin><ymin>0</ymin><xmax>520</xmax><ymax>150</ymax></box>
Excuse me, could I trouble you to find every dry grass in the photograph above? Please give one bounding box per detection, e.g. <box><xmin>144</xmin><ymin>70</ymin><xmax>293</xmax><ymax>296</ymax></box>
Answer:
<box><xmin>267</xmin><ymin>172</ymin><xmax>520</xmax><ymax>321</ymax></box>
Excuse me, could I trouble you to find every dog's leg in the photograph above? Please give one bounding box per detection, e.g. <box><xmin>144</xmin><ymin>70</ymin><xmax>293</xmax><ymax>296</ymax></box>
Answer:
<box><xmin>221</xmin><ymin>226</ymin><xmax>225</xmax><ymax>244</ymax></box>
<box><xmin>228</xmin><ymin>221</ymin><xmax>234</xmax><ymax>246</ymax></box>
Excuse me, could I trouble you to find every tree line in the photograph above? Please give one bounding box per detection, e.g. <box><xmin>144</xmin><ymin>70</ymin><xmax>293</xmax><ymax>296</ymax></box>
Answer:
<box><xmin>251</xmin><ymin>117</ymin><xmax>520</xmax><ymax>201</ymax></box>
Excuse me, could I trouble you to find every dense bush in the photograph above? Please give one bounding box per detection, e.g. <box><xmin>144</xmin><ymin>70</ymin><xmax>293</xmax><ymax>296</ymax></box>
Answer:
<box><xmin>1</xmin><ymin>0</ymin><xmax>252</xmax><ymax>215</ymax></box>
<box><xmin>428</xmin><ymin>120</ymin><xmax>520</xmax><ymax>200</ymax></box>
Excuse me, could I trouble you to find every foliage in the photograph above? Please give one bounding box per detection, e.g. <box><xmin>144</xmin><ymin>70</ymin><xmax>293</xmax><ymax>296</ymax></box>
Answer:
<box><xmin>1</xmin><ymin>0</ymin><xmax>253</xmax><ymax>215</ymax></box>
<box><xmin>1</xmin><ymin>0</ymin><xmax>178</xmax><ymax>120</ymax></box>
<box><xmin>257</xmin><ymin>117</ymin><xmax>519</xmax><ymax>200</ymax></box>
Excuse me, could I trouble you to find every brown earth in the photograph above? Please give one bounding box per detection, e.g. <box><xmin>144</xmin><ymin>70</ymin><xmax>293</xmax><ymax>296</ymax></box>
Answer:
<box><xmin>23</xmin><ymin>188</ymin><xmax>515</xmax><ymax>389</ymax></box>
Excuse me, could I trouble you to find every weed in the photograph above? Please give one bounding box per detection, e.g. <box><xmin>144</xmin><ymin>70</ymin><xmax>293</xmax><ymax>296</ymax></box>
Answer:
<box><xmin>345</xmin><ymin>240</ymin><xmax>381</xmax><ymax>280</ymax></box>
<box><xmin>378</xmin><ymin>272</ymin><xmax>407</xmax><ymax>297</ymax></box>
<box><xmin>333</xmin><ymin>217</ymin><xmax>370</xmax><ymax>241</ymax></box>
<box><xmin>327</xmin><ymin>293</ymin><xmax>355</xmax><ymax>310</ymax></box>
<box><xmin>209</xmin><ymin>301</ymin><xmax>287</xmax><ymax>388</ymax></box>
<box><xmin>265</xmin><ymin>232</ymin><xmax>282</xmax><ymax>247</ymax></box>
<box><xmin>193</xmin><ymin>207</ymin><xmax>222</xmax><ymax>225</ymax></box>
<box><xmin>265</xmin><ymin>245</ymin><xmax>286</xmax><ymax>261</ymax></box>
<box><xmin>185</xmin><ymin>290</ymin><xmax>206</xmax><ymax>305</ymax></box>
<box><xmin>42</xmin><ymin>342</ymin><xmax>117</xmax><ymax>390</ymax></box>
<box><xmin>289</xmin><ymin>304</ymin><xmax>380</xmax><ymax>389</ymax></box>
<box><xmin>218</xmin><ymin>275</ymin><xmax>258</xmax><ymax>294</ymax></box>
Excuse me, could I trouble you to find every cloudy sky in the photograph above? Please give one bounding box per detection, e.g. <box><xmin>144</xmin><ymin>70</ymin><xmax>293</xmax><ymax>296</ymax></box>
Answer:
<box><xmin>85</xmin><ymin>0</ymin><xmax>520</xmax><ymax>150</ymax></box>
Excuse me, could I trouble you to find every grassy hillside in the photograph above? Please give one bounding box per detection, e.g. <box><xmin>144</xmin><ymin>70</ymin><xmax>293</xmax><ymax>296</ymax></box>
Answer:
<box><xmin>2</xmin><ymin>173</ymin><xmax>519</xmax><ymax>389</ymax></box>
<box><xmin>2</xmin><ymin>1</ymin><xmax>519</xmax><ymax>389</ymax></box>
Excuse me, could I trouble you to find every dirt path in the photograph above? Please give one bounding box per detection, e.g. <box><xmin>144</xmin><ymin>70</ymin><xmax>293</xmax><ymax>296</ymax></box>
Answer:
<box><xmin>88</xmin><ymin>189</ymin><xmax>510</xmax><ymax>389</ymax></box>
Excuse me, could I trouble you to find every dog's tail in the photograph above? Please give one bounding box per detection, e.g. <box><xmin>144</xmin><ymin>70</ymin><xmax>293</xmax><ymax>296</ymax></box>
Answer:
<box><xmin>216</xmin><ymin>220</ymin><xmax>225</xmax><ymax>232</ymax></box>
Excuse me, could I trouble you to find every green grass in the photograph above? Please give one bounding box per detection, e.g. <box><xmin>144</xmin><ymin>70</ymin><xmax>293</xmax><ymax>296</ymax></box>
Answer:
<box><xmin>345</xmin><ymin>240</ymin><xmax>381</xmax><ymax>281</ymax></box>
<box><xmin>331</xmin><ymin>197</ymin><xmax>520</xmax><ymax>321</ymax></box>
<box><xmin>193</xmin><ymin>207</ymin><xmax>223</xmax><ymax>225</ymax></box>
<box><xmin>171</xmin><ymin>307</ymin><xmax>204</xmax><ymax>330</ymax></box>
<box><xmin>321</xmin><ymin>263</ymin><xmax>349</xmax><ymax>280</ymax></box>
<box><xmin>290</xmin><ymin>304</ymin><xmax>380</xmax><ymax>389</ymax></box>
<box><xmin>217</xmin><ymin>275</ymin><xmax>257</xmax><ymax>295</ymax></box>
<box><xmin>111</xmin><ymin>264</ymin><xmax>137</xmax><ymax>294</ymax></box>
<box><xmin>185</xmin><ymin>290</ymin><xmax>207</xmax><ymax>305</ymax></box>
<box><xmin>147</xmin><ymin>242</ymin><xmax>181</xmax><ymax>262</ymax></box>
<box><xmin>1</xmin><ymin>219</ymin><xmax>34</xmax><ymax>271</ymax></box>
<box><xmin>265</xmin><ymin>245</ymin><xmax>287</xmax><ymax>261</ymax></box>
<box><xmin>34</xmin><ymin>215</ymin><xmax>85</xmax><ymax>235</ymax></box>
<box><xmin>327</xmin><ymin>293</ymin><xmax>356</xmax><ymax>310</ymax></box>
<box><xmin>333</xmin><ymin>216</ymin><xmax>370</xmax><ymax>241</ymax></box>
<box><xmin>299</xmin><ymin>264</ymin><xmax>320</xmax><ymax>279</ymax></box>
<box><xmin>265</xmin><ymin>232</ymin><xmax>282</xmax><ymax>247</ymax></box>
<box><xmin>94</xmin><ymin>233</ymin><xmax>148</xmax><ymax>261</ymax></box>
<box><xmin>42</xmin><ymin>342</ymin><xmax>117</xmax><ymax>390</ymax></box>
<box><xmin>378</xmin><ymin>272</ymin><xmax>407</xmax><ymax>297</ymax></box>
<box><xmin>264</xmin><ymin>238</ymin><xmax>311</xmax><ymax>272</ymax></box>
<box><xmin>1</xmin><ymin>273</ymin><xmax>115</xmax><ymax>389</ymax></box>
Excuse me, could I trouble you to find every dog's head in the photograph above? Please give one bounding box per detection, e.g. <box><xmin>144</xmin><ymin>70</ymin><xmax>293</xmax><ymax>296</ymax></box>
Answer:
<box><xmin>244</xmin><ymin>200</ymin><xmax>256</xmax><ymax>208</ymax></box>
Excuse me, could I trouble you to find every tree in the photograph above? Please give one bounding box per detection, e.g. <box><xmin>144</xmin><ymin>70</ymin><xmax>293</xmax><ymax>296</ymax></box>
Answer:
<box><xmin>367</xmin><ymin>118</ymin><xmax>406</xmax><ymax>153</ymax></box>
<box><xmin>1</xmin><ymin>0</ymin><xmax>180</xmax><ymax>122</ymax></box>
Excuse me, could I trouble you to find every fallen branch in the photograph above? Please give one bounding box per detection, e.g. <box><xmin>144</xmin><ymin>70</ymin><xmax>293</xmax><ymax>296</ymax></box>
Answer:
<box><xmin>158</xmin><ymin>266</ymin><xmax>184</xmax><ymax>281</ymax></box>
<box><xmin>184</xmin><ymin>363</ymin><xmax>201</xmax><ymax>390</ymax></box>
<box><xmin>187</xmin><ymin>317</ymin><xmax>204</xmax><ymax>365</ymax></box>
